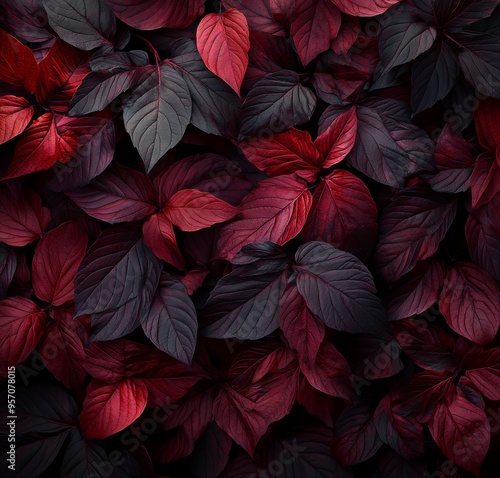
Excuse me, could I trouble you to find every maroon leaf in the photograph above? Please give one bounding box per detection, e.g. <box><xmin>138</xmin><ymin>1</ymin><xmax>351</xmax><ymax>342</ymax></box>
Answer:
<box><xmin>428</xmin><ymin>395</ymin><xmax>490</xmax><ymax>476</ymax></box>
<box><xmin>217</xmin><ymin>175</ymin><xmax>313</xmax><ymax>260</ymax></box>
<box><xmin>279</xmin><ymin>282</ymin><xmax>325</xmax><ymax>363</ymax></box>
<box><xmin>474</xmin><ymin>97</ymin><xmax>500</xmax><ymax>151</ymax></box>
<box><xmin>470</xmin><ymin>151</ymin><xmax>500</xmax><ymax>210</ymax></box>
<box><xmin>332</xmin><ymin>401</ymin><xmax>383</xmax><ymax>466</ymax></box>
<box><xmin>331</xmin><ymin>0</ymin><xmax>401</xmax><ymax>16</ymax></box>
<box><xmin>375</xmin><ymin>185</ymin><xmax>458</xmax><ymax>282</ymax></box>
<box><xmin>314</xmin><ymin>107</ymin><xmax>358</xmax><ymax>168</ymax></box>
<box><xmin>391</xmin><ymin>319</ymin><xmax>457</xmax><ymax>372</ymax></box>
<box><xmin>299</xmin><ymin>340</ymin><xmax>352</xmax><ymax>399</ymax></box>
<box><xmin>0</xmin><ymin>186</ymin><xmax>50</xmax><ymax>247</ymax></box>
<box><xmin>79</xmin><ymin>378</ymin><xmax>148</xmax><ymax>439</ymax></box>
<box><xmin>0</xmin><ymin>95</ymin><xmax>34</xmax><ymax>145</ymax></box>
<box><xmin>142</xmin><ymin>212</ymin><xmax>185</xmax><ymax>270</ymax></box>
<box><xmin>290</xmin><ymin>0</ymin><xmax>341</xmax><ymax>66</ymax></box>
<box><xmin>465</xmin><ymin>348</ymin><xmax>500</xmax><ymax>401</ymax></box>
<box><xmin>0</xmin><ymin>297</ymin><xmax>47</xmax><ymax>371</ymax></box>
<box><xmin>32</xmin><ymin>221</ymin><xmax>88</xmax><ymax>306</ymax></box>
<box><xmin>197</xmin><ymin>8</ymin><xmax>250</xmax><ymax>95</ymax></box>
<box><xmin>0</xmin><ymin>28</ymin><xmax>39</xmax><ymax>93</ymax></box>
<box><xmin>439</xmin><ymin>262</ymin><xmax>500</xmax><ymax>345</ymax></box>
<box><xmin>385</xmin><ymin>257</ymin><xmax>446</xmax><ymax>321</ymax></box>
<box><xmin>164</xmin><ymin>189</ymin><xmax>238</xmax><ymax>232</ymax></box>
<box><xmin>374</xmin><ymin>394</ymin><xmax>425</xmax><ymax>460</ymax></box>
<box><xmin>301</xmin><ymin>170</ymin><xmax>378</xmax><ymax>262</ymax></box>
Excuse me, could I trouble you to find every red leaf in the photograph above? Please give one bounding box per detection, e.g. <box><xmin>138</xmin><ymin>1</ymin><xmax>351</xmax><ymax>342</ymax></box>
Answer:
<box><xmin>428</xmin><ymin>395</ymin><xmax>490</xmax><ymax>476</ymax></box>
<box><xmin>38</xmin><ymin>319</ymin><xmax>87</xmax><ymax>395</ymax></box>
<box><xmin>0</xmin><ymin>28</ymin><xmax>39</xmax><ymax>93</ymax></box>
<box><xmin>465</xmin><ymin>348</ymin><xmax>500</xmax><ymax>401</ymax></box>
<box><xmin>197</xmin><ymin>9</ymin><xmax>250</xmax><ymax>95</ymax></box>
<box><xmin>290</xmin><ymin>0</ymin><xmax>341</xmax><ymax>66</ymax></box>
<box><xmin>67</xmin><ymin>163</ymin><xmax>157</xmax><ymax>224</ymax></box>
<box><xmin>474</xmin><ymin>98</ymin><xmax>500</xmax><ymax>151</ymax></box>
<box><xmin>0</xmin><ymin>297</ymin><xmax>47</xmax><ymax>370</ymax></box>
<box><xmin>164</xmin><ymin>189</ymin><xmax>239</xmax><ymax>232</ymax></box>
<box><xmin>332</xmin><ymin>401</ymin><xmax>382</xmax><ymax>466</ymax></box>
<box><xmin>217</xmin><ymin>175</ymin><xmax>313</xmax><ymax>260</ymax></box>
<box><xmin>279</xmin><ymin>282</ymin><xmax>325</xmax><ymax>363</ymax></box>
<box><xmin>0</xmin><ymin>186</ymin><xmax>50</xmax><ymax>247</ymax></box>
<box><xmin>4</xmin><ymin>113</ymin><xmax>78</xmax><ymax>180</ymax></box>
<box><xmin>213</xmin><ymin>367</ymin><xmax>297</xmax><ymax>456</ymax></box>
<box><xmin>142</xmin><ymin>212</ymin><xmax>185</xmax><ymax>270</ymax></box>
<box><xmin>79</xmin><ymin>378</ymin><xmax>148</xmax><ymax>439</ymax></box>
<box><xmin>375</xmin><ymin>185</ymin><xmax>458</xmax><ymax>282</ymax></box>
<box><xmin>238</xmin><ymin>128</ymin><xmax>321</xmax><ymax>181</ymax></box>
<box><xmin>374</xmin><ymin>394</ymin><xmax>424</xmax><ymax>460</ymax></box>
<box><xmin>391</xmin><ymin>319</ymin><xmax>457</xmax><ymax>372</ymax></box>
<box><xmin>314</xmin><ymin>107</ymin><xmax>358</xmax><ymax>168</ymax></box>
<box><xmin>439</xmin><ymin>262</ymin><xmax>500</xmax><ymax>345</ymax></box>
<box><xmin>331</xmin><ymin>0</ymin><xmax>401</xmax><ymax>17</ymax></box>
<box><xmin>32</xmin><ymin>221</ymin><xmax>88</xmax><ymax>306</ymax></box>
<box><xmin>0</xmin><ymin>95</ymin><xmax>34</xmax><ymax>145</ymax></box>
<box><xmin>36</xmin><ymin>39</ymin><xmax>92</xmax><ymax>112</ymax></box>
<box><xmin>104</xmin><ymin>0</ymin><xmax>204</xmax><ymax>30</ymax></box>
<box><xmin>385</xmin><ymin>257</ymin><xmax>446</xmax><ymax>321</ymax></box>
<box><xmin>299</xmin><ymin>341</ymin><xmax>352</xmax><ymax>400</ymax></box>
<box><xmin>301</xmin><ymin>170</ymin><xmax>378</xmax><ymax>262</ymax></box>
<box><xmin>470</xmin><ymin>151</ymin><xmax>500</xmax><ymax>210</ymax></box>
<box><xmin>392</xmin><ymin>371</ymin><xmax>455</xmax><ymax>420</ymax></box>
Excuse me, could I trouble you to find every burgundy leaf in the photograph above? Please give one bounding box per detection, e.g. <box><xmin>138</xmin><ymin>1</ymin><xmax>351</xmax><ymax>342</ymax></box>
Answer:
<box><xmin>465</xmin><ymin>348</ymin><xmax>500</xmax><ymax>401</ymax></box>
<box><xmin>142</xmin><ymin>212</ymin><xmax>185</xmax><ymax>270</ymax></box>
<box><xmin>301</xmin><ymin>170</ymin><xmax>378</xmax><ymax>262</ymax></box>
<box><xmin>332</xmin><ymin>401</ymin><xmax>383</xmax><ymax>466</ymax></box>
<box><xmin>314</xmin><ymin>107</ymin><xmax>358</xmax><ymax>168</ymax></box>
<box><xmin>0</xmin><ymin>186</ymin><xmax>50</xmax><ymax>247</ymax></box>
<box><xmin>32</xmin><ymin>220</ymin><xmax>88</xmax><ymax>306</ymax></box>
<box><xmin>0</xmin><ymin>96</ymin><xmax>34</xmax><ymax>145</ymax></box>
<box><xmin>439</xmin><ymin>262</ymin><xmax>500</xmax><ymax>345</ymax></box>
<box><xmin>290</xmin><ymin>0</ymin><xmax>341</xmax><ymax>66</ymax></box>
<box><xmin>428</xmin><ymin>395</ymin><xmax>490</xmax><ymax>476</ymax></box>
<box><xmin>331</xmin><ymin>0</ymin><xmax>401</xmax><ymax>16</ymax></box>
<box><xmin>217</xmin><ymin>175</ymin><xmax>313</xmax><ymax>260</ymax></box>
<box><xmin>0</xmin><ymin>28</ymin><xmax>39</xmax><ymax>93</ymax></box>
<box><xmin>279</xmin><ymin>282</ymin><xmax>325</xmax><ymax>363</ymax></box>
<box><xmin>391</xmin><ymin>319</ymin><xmax>457</xmax><ymax>372</ymax></box>
<box><xmin>385</xmin><ymin>257</ymin><xmax>446</xmax><ymax>321</ymax></box>
<box><xmin>0</xmin><ymin>297</ymin><xmax>47</xmax><ymax>371</ymax></box>
<box><xmin>375</xmin><ymin>185</ymin><xmax>458</xmax><ymax>282</ymax></box>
